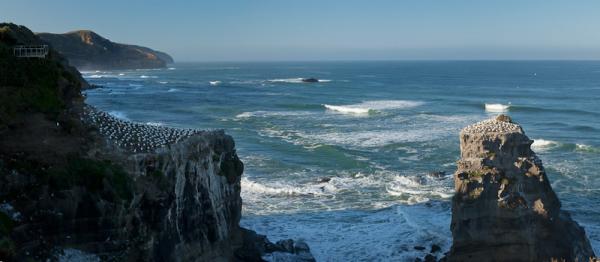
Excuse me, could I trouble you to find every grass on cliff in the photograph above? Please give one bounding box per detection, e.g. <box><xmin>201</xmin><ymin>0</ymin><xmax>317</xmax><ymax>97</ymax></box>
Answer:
<box><xmin>0</xmin><ymin>42</ymin><xmax>72</xmax><ymax>126</ymax></box>
<box><xmin>46</xmin><ymin>157</ymin><xmax>134</xmax><ymax>201</ymax></box>
<box><xmin>3</xmin><ymin>156</ymin><xmax>133</xmax><ymax>202</ymax></box>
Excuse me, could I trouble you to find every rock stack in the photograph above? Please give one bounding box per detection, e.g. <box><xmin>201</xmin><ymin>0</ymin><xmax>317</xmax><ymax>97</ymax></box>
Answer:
<box><xmin>447</xmin><ymin>115</ymin><xmax>595</xmax><ymax>262</ymax></box>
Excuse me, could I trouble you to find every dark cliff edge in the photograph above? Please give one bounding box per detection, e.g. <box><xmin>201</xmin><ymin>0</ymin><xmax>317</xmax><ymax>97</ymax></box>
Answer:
<box><xmin>37</xmin><ymin>30</ymin><xmax>173</xmax><ymax>70</ymax></box>
<box><xmin>1</xmin><ymin>23</ymin><xmax>312</xmax><ymax>261</ymax></box>
<box><xmin>447</xmin><ymin>115</ymin><xmax>596</xmax><ymax>262</ymax></box>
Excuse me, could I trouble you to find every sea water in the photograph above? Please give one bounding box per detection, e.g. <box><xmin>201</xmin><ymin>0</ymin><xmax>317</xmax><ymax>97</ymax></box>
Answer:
<box><xmin>83</xmin><ymin>61</ymin><xmax>600</xmax><ymax>261</ymax></box>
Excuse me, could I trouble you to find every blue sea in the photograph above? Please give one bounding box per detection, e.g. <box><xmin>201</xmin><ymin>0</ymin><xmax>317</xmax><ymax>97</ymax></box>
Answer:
<box><xmin>82</xmin><ymin>61</ymin><xmax>600</xmax><ymax>261</ymax></box>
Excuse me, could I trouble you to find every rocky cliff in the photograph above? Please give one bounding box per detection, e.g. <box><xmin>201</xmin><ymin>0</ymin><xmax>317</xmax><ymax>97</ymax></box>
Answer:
<box><xmin>448</xmin><ymin>115</ymin><xmax>596</xmax><ymax>262</ymax></box>
<box><xmin>1</xmin><ymin>23</ymin><xmax>312</xmax><ymax>261</ymax></box>
<box><xmin>38</xmin><ymin>30</ymin><xmax>173</xmax><ymax>70</ymax></box>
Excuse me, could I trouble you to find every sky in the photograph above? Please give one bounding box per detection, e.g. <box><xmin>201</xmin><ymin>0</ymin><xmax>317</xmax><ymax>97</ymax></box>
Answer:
<box><xmin>2</xmin><ymin>0</ymin><xmax>600</xmax><ymax>61</ymax></box>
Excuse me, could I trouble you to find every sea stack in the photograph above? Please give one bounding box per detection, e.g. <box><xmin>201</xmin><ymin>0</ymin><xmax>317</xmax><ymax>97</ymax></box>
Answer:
<box><xmin>448</xmin><ymin>115</ymin><xmax>595</xmax><ymax>262</ymax></box>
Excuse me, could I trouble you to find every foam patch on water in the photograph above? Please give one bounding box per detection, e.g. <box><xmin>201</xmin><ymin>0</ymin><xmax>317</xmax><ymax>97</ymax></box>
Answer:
<box><xmin>485</xmin><ymin>103</ymin><xmax>511</xmax><ymax>112</ymax></box>
<box><xmin>386</xmin><ymin>175</ymin><xmax>454</xmax><ymax>204</ymax></box>
<box><xmin>236</xmin><ymin>111</ymin><xmax>313</xmax><ymax>119</ymax></box>
<box><xmin>324</xmin><ymin>100</ymin><xmax>423</xmax><ymax>115</ymax></box>
<box><xmin>242</xmin><ymin>170</ymin><xmax>454</xmax><ymax>215</ymax></box>
<box><xmin>167</xmin><ymin>88</ymin><xmax>179</xmax><ymax>92</ymax></box>
<box><xmin>323</xmin><ymin>104</ymin><xmax>371</xmax><ymax>114</ymax></box>
<box><xmin>531</xmin><ymin>139</ymin><xmax>560</xmax><ymax>152</ymax></box>
<box><xmin>241</xmin><ymin>202</ymin><xmax>452</xmax><ymax>261</ymax></box>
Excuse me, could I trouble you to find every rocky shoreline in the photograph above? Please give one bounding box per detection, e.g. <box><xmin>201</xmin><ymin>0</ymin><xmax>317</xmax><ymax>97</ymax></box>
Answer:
<box><xmin>1</xmin><ymin>22</ymin><xmax>597</xmax><ymax>262</ymax></box>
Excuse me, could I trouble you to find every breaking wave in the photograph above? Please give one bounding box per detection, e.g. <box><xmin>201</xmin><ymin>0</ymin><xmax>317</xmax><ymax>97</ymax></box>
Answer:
<box><xmin>485</xmin><ymin>103</ymin><xmax>511</xmax><ymax>112</ymax></box>
<box><xmin>324</xmin><ymin>100</ymin><xmax>423</xmax><ymax>115</ymax></box>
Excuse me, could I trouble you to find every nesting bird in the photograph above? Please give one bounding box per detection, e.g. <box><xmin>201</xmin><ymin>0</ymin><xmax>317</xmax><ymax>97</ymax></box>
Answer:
<box><xmin>82</xmin><ymin>105</ymin><xmax>203</xmax><ymax>153</ymax></box>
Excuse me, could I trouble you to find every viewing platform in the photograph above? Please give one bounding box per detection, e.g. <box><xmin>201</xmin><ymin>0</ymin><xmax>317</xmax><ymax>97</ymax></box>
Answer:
<box><xmin>13</xmin><ymin>45</ymin><xmax>49</xmax><ymax>58</ymax></box>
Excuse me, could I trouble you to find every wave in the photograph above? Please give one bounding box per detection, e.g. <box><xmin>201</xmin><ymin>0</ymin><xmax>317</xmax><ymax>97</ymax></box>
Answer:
<box><xmin>168</xmin><ymin>67</ymin><xmax>176</xmax><ymax>70</ymax></box>
<box><xmin>235</xmin><ymin>110</ymin><xmax>313</xmax><ymax>119</ymax></box>
<box><xmin>485</xmin><ymin>103</ymin><xmax>510</xmax><ymax>112</ymax></box>
<box><xmin>386</xmin><ymin>175</ymin><xmax>454</xmax><ymax>204</ymax></box>
<box><xmin>532</xmin><ymin>138</ymin><xmax>599</xmax><ymax>153</ymax></box>
<box><xmin>209</xmin><ymin>80</ymin><xmax>222</xmax><ymax>86</ymax></box>
<box><xmin>531</xmin><ymin>139</ymin><xmax>559</xmax><ymax>151</ymax></box>
<box><xmin>323</xmin><ymin>104</ymin><xmax>371</xmax><ymax>114</ymax></box>
<box><xmin>140</xmin><ymin>75</ymin><xmax>158</xmax><ymax>79</ymax></box>
<box><xmin>158</xmin><ymin>81</ymin><xmax>168</xmax><ymax>84</ymax></box>
<box><xmin>241</xmin><ymin>170</ymin><xmax>454</xmax><ymax>210</ymax></box>
<box><xmin>324</xmin><ymin>100</ymin><xmax>423</xmax><ymax>115</ymax></box>
<box><xmin>167</xmin><ymin>88</ymin><xmax>179</xmax><ymax>92</ymax></box>
<box><xmin>241</xmin><ymin>201</ymin><xmax>452</xmax><ymax>261</ymax></box>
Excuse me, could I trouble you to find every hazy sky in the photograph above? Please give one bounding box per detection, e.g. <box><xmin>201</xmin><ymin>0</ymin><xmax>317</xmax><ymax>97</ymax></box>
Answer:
<box><xmin>2</xmin><ymin>0</ymin><xmax>600</xmax><ymax>61</ymax></box>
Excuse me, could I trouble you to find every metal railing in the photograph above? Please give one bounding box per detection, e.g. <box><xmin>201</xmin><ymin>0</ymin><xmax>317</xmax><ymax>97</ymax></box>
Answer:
<box><xmin>13</xmin><ymin>45</ymin><xmax>49</xmax><ymax>58</ymax></box>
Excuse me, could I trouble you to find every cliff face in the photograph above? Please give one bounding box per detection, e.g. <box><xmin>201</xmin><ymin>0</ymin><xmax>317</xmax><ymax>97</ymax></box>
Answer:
<box><xmin>448</xmin><ymin>115</ymin><xmax>595</xmax><ymax>262</ymax></box>
<box><xmin>38</xmin><ymin>30</ymin><xmax>173</xmax><ymax>70</ymax></box>
<box><xmin>124</xmin><ymin>132</ymin><xmax>244</xmax><ymax>261</ymax></box>
<box><xmin>1</xmin><ymin>23</ymin><xmax>312</xmax><ymax>261</ymax></box>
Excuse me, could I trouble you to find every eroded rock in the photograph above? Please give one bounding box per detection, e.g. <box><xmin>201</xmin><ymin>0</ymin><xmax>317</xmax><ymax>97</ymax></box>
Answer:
<box><xmin>447</xmin><ymin>115</ymin><xmax>596</xmax><ymax>262</ymax></box>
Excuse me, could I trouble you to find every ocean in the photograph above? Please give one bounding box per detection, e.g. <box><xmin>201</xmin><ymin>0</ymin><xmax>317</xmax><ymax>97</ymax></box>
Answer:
<box><xmin>82</xmin><ymin>61</ymin><xmax>600</xmax><ymax>261</ymax></box>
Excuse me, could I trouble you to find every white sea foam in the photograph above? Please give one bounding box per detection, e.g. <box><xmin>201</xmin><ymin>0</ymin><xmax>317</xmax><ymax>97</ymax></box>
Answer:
<box><xmin>167</xmin><ymin>88</ymin><xmax>179</xmax><ymax>92</ymax></box>
<box><xmin>209</xmin><ymin>80</ymin><xmax>222</xmax><ymax>86</ymax></box>
<box><xmin>575</xmin><ymin>143</ymin><xmax>599</xmax><ymax>153</ymax></box>
<box><xmin>485</xmin><ymin>103</ymin><xmax>511</xmax><ymax>112</ymax></box>
<box><xmin>268</xmin><ymin>78</ymin><xmax>305</xmax><ymax>83</ymax></box>
<box><xmin>241</xmin><ymin>202</ymin><xmax>452</xmax><ymax>261</ymax></box>
<box><xmin>118</xmin><ymin>73</ymin><xmax>125</xmax><ymax>76</ymax></box>
<box><xmin>324</xmin><ymin>100</ymin><xmax>423</xmax><ymax>115</ymax></box>
<box><xmin>531</xmin><ymin>139</ymin><xmax>559</xmax><ymax>151</ymax></box>
<box><xmin>168</xmin><ymin>67</ymin><xmax>176</xmax><ymax>70</ymax></box>
<box><xmin>235</xmin><ymin>111</ymin><xmax>312</xmax><ymax>119</ymax></box>
<box><xmin>323</xmin><ymin>104</ymin><xmax>371</xmax><ymax>114</ymax></box>
<box><xmin>386</xmin><ymin>175</ymin><xmax>454</xmax><ymax>204</ymax></box>
<box><xmin>140</xmin><ymin>75</ymin><xmax>158</xmax><ymax>79</ymax></box>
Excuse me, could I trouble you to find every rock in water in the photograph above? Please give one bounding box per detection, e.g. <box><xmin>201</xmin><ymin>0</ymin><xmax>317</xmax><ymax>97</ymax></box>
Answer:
<box><xmin>301</xmin><ymin>78</ymin><xmax>319</xmax><ymax>83</ymax></box>
<box><xmin>447</xmin><ymin>116</ymin><xmax>596</xmax><ymax>261</ymax></box>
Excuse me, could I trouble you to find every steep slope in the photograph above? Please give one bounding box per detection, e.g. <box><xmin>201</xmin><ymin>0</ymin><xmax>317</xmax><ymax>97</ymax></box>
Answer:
<box><xmin>448</xmin><ymin>115</ymin><xmax>595</xmax><ymax>261</ymax></box>
<box><xmin>38</xmin><ymin>30</ymin><xmax>173</xmax><ymax>70</ymax></box>
<box><xmin>1</xmin><ymin>23</ymin><xmax>312</xmax><ymax>261</ymax></box>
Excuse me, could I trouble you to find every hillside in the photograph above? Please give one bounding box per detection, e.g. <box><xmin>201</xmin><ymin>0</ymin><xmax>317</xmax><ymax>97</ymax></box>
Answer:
<box><xmin>38</xmin><ymin>30</ymin><xmax>173</xmax><ymax>70</ymax></box>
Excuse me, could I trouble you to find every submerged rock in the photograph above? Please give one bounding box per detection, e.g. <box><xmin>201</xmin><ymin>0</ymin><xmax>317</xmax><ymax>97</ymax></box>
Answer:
<box><xmin>447</xmin><ymin>115</ymin><xmax>596</xmax><ymax>261</ymax></box>
<box><xmin>301</xmin><ymin>78</ymin><xmax>319</xmax><ymax>83</ymax></box>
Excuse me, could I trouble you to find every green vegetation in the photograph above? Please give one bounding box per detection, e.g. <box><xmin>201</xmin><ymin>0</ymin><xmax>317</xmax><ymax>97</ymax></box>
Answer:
<box><xmin>4</xmin><ymin>156</ymin><xmax>133</xmax><ymax>202</ymax></box>
<box><xmin>0</xmin><ymin>212</ymin><xmax>14</xmax><ymax>236</ymax></box>
<box><xmin>0</xmin><ymin>41</ymin><xmax>78</xmax><ymax>127</ymax></box>
<box><xmin>467</xmin><ymin>171</ymin><xmax>486</xmax><ymax>178</ymax></box>
<box><xmin>0</xmin><ymin>212</ymin><xmax>15</xmax><ymax>259</ymax></box>
<box><xmin>45</xmin><ymin>157</ymin><xmax>133</xmax><ymax>201</ymax></box>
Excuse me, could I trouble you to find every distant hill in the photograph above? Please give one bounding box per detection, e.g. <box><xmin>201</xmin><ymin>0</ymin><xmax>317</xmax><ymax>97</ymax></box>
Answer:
<box><xmin>38</xmin><ymin>30</ymin><xmax>173</xmax><ymax>70</ymax></box>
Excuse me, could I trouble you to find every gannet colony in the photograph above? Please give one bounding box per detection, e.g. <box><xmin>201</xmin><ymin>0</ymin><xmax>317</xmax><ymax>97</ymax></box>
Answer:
<box><xmin>82</xmin><ymin>105</ymin><xmax>203</xmax><ymax>153</ymax></box>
